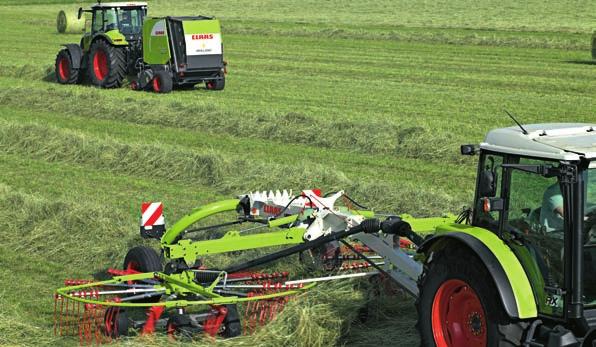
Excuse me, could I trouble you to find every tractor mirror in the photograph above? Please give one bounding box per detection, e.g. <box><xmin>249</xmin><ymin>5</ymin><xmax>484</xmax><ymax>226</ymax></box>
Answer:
<box><xmin>78</xmin><ymin>7</ymin><xmax>83</xmax><ymax>20</ymax></box>
<box><xmin>478</xmin><ymin>169</ymin><xmax>498</xmax><ymax>197</ymax></box>
<box><xmin>460</xmin><ymin>144</ymin><xmax>476</xmax><ymax>156</ymax></box>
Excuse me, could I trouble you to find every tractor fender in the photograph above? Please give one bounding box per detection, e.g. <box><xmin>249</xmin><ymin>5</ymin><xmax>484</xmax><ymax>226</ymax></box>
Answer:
<box><xmin>419</xmin><ymin>224</ymin><xmax>538</xmax><ymax>320</ymax></box>
<box><xmin>61</xmin><ymin>44</ymin><xmax>83</xmax><ymax>69</ymax></box>
<box><xmin>93</xmin><ymin>31</ymin><xmax>129</xmax><ymax>46</ymax></box>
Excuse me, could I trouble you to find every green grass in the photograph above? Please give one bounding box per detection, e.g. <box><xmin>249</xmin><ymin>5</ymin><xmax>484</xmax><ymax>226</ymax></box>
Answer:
<box><xmin>0</xmin><ymin>0</ymin><xmax>595</xmax><ymax>346</ymax></box>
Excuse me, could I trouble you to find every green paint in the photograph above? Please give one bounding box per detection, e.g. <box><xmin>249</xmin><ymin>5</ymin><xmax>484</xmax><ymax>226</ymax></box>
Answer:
<box><xmin>143</xmin><ymin>18</ymin><xmax>171</xmax><ymax>65</ymax></box>
<box><xmin>268</xmin><ymin>214</ymin><xmax>298</xmax><ymax>227</ymax></box>
<box><xmin>508</xmin><ymin>241</ymin><xmax>558</xmax><ymax>316</ymax></box>
<box><xmin>165</xmin><ymin>227</ymin><xmax>306</xmax><ymax>264</ymax></box>
<box><xmin>182</xmin><ymin>19</ymin><xmax>221</xmax><ymax>35</ymax></box>
<box><xmin>102</xmin><ymin>30</ymin><xmax>128</xmax><ymax>46</ymax></box>
<box><xmin>161</xmin><ymin>199</ymin><xmax>240</xmax><ymax>245</ymax></box>
<box><xmin>433</xmin><ymin>224</ymin><xmax>538</xmax><ymax>318</ymax></box>
<box><xmin>401</xmin><ymin>214</ymin><xmax>457</xmax><ymax>234</ymax></box>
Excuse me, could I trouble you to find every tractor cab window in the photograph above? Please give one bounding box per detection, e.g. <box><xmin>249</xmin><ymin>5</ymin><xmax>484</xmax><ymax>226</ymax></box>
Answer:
<box><xmin>117</xmin><ymin>8</ymin><xmax>143</xmax><ymax>36</ymax></box>
<box><xmin>92</xmin><ymin>10</ymin><xmax>104</xmax><ymax>32</ymax></box>
<box><xmin>506</xmin><ymin>158</ymin><xmax>565</xmax><ymax>315</ymax></box>
<box><xmin>92</xmin><ymin>8</ymin><xmax>143</xmax><ymax>35</ymax></box>
<box><xmin>103</xmin><ymin>9</ymin><xmax>118</xmax><ymax>32</ymax></box>
<box><xmin>584</xmin><ymin>165</ymin><xmax>596</xmax><ymax>306</ymax></box>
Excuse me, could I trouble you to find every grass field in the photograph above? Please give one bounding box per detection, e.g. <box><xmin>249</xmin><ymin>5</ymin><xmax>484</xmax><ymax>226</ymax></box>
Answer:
<box><xmin>0</xmin><ymin>1</ymin><xmax>595</xmax><ymax>346</ymax></box>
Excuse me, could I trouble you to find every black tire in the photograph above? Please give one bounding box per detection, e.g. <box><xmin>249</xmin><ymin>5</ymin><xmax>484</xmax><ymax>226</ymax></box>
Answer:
<box><xmin>87</xmin><ymin>39</ymin><xmax>126</xmax><ymax>88</ymax></box>
<box><xmin>152</xmin><ymin>70</ymin><xmax>173</xmax><ymax>93</ymax></box>
<box><xmin>55</xmin><ymin>49</ymin><xmax>79</xmax><ymax>84</ymax></box>
<box><xmin>166</xmin><ymin>305</ymin><xmax>241</xmax><ymax>339</ymax></box>
<box><xmin>103</xmin><ymin>307</ymin><xmax>129</xmax><ymax>338</ymax></box>
<box><xmin>416</xmin><ymin>246</ymin><xmax>527</xmax><ymax>347</ymax></box>
<box><xmin>123</xmin><ymin>246</ymin><xmax>162</xmax><ymax>303</ymax></box>
<box><xmin>176</xmin><ymin>83</ymin><xmax>197</xmax><ymax>90</ymax></box>
<box><xmin>220</xmin><ymin>304</ymin><xmax>242</xmax><ymax>338</ymax></box>
<box><xmin>205</xmin><ymin>72</ymin><xmax>225</xmax><ymax>91</ymax></box>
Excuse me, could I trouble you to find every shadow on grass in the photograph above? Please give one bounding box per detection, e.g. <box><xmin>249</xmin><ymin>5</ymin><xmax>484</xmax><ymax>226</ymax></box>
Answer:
<box><xmin>565</xmin><ymin>59</ymin><xmax>596</xmax><ymax>66</ymax></box>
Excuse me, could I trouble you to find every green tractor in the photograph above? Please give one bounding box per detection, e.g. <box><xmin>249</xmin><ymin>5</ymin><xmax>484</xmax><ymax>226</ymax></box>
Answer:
<box><xmin>54</xmin><ymin>2</ymin><xmax>226</xmax><ymax>93</ymax></box>
<box><xmin>416</xmin><ymin>123</ymin><xmax>596</xmax><ymax>346</ymax></box>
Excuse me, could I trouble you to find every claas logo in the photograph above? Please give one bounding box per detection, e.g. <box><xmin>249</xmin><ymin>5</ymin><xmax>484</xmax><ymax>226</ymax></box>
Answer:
<box><xmin>191</xmin><ymin>34</ymin><xmax>214</xmax><ymax>40</ymax></box>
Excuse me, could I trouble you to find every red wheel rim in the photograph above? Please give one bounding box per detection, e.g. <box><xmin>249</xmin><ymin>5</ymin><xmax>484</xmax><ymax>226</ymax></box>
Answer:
<box><xmin>153</xmin><ymin>77</ymin><xmax>161</xmax><ymax>92</ymax></box>
<box><xmin>206</xmin><ymin>81</ymin><xmax>213</xmax><ymax>89</ymax></box>
<box><xmin>93</xmin><ymin>49</ymin><xmax>108</xmax><ymax>81</ymax></box>
<box><xmin>58</xmin><ymin>57</ymin><xmax>70</xmax><ymax>81</ymax></box>
<box><xmin>431</xmin><ymin>279</ymin><xmax>487</xmax><ymax>347</ymax></box>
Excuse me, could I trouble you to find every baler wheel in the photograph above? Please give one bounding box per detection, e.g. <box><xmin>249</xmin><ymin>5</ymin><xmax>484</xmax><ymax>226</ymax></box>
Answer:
<box><xmin>87</xmin><ymin>39</ymin><xmax>126</xmax><ymax>88</ymax></box>
<box><xmin>416</xmin><ymin>247</ymin><xmax>526</xmax><ymax>347</ymax></box>
<box><xmin>206</xmin><ymin>72</ymin><xmax>225</xmax><ymax>91</ymax></box>
<box><xmin>152</xmin><ymin>71</ymin><xmax>173</xmax><ymax>93</ymax></box>
<box><xmin>55</xmin><ymin>49</ymin><xmax>79</xmax><ymax>84</ymax></box>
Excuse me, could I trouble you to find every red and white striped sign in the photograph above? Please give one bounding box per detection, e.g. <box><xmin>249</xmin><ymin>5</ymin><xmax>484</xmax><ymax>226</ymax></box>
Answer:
<box><xmin>141</xmin><ymin>202</ymin><xmax>165</xmax><ymax>227</ymax></box>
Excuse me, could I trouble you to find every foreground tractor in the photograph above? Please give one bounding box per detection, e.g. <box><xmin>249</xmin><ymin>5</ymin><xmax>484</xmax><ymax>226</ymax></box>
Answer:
<box><xmin>54</xmin><ymin>123</ymin><xmax>596</xmax><ymax>346</ymax></box>
<box><xmin>416</xmin><ymin>123</ymin><xmax>596</xmax><ymax>347</ymax></box>
<box><xmin>54</xmin><ymin>2</ymin><xmax>226</xmax><ymax>93</ymax></box>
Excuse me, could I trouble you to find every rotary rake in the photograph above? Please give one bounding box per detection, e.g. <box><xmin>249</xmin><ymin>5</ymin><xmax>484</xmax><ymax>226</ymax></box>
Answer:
<box><xmin>54</xmin><ymin>189</ymin><xmax>453</xmax><ymax>344</ymax></box>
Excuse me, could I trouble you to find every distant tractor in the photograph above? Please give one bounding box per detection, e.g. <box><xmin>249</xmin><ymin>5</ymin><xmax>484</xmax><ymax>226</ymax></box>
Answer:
<box><xmin>54</xmin><ymin>2</ymin><xmax>226</xmax><ymax>93</ymax></box>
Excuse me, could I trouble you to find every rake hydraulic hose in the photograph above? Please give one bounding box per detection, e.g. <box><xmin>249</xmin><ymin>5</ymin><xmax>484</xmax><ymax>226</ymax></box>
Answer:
<box><xmin>224</xmin><ymin>219</ymin><xmax>381</xmax><ymax>273</ymax></box>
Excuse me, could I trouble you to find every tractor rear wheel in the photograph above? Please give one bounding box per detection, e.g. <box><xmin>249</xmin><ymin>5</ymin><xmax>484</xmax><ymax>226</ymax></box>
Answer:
<box><xmin>123</xmin><ymin>246</ymin><xmax>162</xmax><ymax>303</ymax></box>
<box><xmin>416</xmin><ymin>246</ymin><xmax>526</xmax><ymax>347</ymax></box>
<box><xmin>87</xmin><ymin>39</ymin><xmax>126</xmax><ymax>88</ymax></box>
<box><xmin>55</xmin><ymin>49</ymin><xmax>79</xmax><ymax>84</ymax></box>
<box><xmin>205</xmin><ymin>72</ymin><xmax>225</xmax><ymax>91</ymax></box>
<box><xmin>152</xmin><ymin>70</ymin><xmax>173</xmax><ymax>93</ymax></box>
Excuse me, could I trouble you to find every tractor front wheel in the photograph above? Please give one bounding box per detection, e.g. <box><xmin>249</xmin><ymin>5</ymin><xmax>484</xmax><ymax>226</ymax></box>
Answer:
<box><xmin>55</xmin><ymin>49</ymin><xmax>79</xmax><ymax>84</ymax></box>
<box><xmin>87</xmin><ymin>39</ymin><xmax>126</xmax><ymax>88</ymax></box>
<box><xmin>152</xmin><ymin>70</ymin><xmax>173</xmax><ymax>93</ymax></box>
<box><xmin>416</xmin><ymin>247</ymin><xmax>526</xmax><ymax>347</ymax></box>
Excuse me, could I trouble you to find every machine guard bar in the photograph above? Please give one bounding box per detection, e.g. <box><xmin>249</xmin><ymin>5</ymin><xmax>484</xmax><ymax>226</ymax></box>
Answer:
<box><xmin>161</xmin><ymin>199</ymin><xmax>239</xmax><ymax>245</ymax></box>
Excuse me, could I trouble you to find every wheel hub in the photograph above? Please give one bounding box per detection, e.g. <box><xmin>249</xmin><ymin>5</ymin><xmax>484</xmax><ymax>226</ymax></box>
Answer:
<box><xmin>467</xmin><ymin>312</ymin><xmax>483</xmax><ymax>336</ymax></box>
<box><xmin>58</xmin><ymin>57</ymin><xmax>70</xmax><ymax>81</ymax></box>
<box><xmin>93</xmin><ymin>49</ymin><xmax>108</xmax><ymax>82</ymax></box>
<box><xmin>431</xmin><ymin>279</ymin><xmax>487</xmax><ymax>347</ymax></box>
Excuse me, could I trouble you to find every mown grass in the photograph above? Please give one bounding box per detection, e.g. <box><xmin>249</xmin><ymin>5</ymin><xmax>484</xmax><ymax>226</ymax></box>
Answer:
<box><xmin>1</xmin><ymin>0</ymin><xmax>595</xmax><ymax>346</ymax></box>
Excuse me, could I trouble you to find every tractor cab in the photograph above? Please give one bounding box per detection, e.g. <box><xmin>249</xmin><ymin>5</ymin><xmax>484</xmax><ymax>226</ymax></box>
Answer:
<box><xmin>467</xmin><ymin>123</ymin><xmax>596</xmax><ymax>340</ymax></box>
<box><xmin>79</xmin><ymin>2</ymin><xmax>147</xmax><ymax>44</ymax></box>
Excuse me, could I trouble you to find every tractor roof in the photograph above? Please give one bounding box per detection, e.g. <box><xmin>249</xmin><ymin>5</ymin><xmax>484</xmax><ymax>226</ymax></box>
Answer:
<box><xmin>481</xmin><ymin>123</ymin><xmax>596</xmax><ymax>161</ymax></box>
<box><xmin>91</xmin><ymin>2</ymin><xmax>147</xmax><ymax>8</ymax></box>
